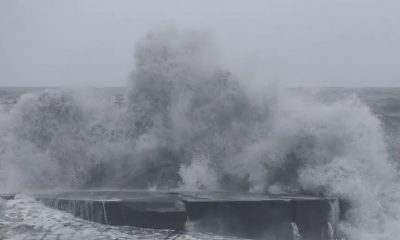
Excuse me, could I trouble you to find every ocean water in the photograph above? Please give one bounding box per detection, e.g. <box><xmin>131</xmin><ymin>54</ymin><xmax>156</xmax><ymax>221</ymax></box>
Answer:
<box><xmin>1</xmin><ymin>29</ymin><xmax>400</xmax><ymax>239</ymax></box>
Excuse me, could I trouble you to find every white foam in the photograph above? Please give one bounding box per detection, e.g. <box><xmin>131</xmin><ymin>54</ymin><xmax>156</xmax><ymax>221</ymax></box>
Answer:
<box><xmin>0</xmin><ymin>28</ymin><xmax>400</xmax><ymax>239</ymax></box>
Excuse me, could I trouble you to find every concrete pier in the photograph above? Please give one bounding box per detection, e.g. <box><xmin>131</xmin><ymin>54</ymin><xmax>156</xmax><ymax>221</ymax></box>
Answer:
<box><xmin>1</xmin><ymin>190</ymin><xmax>340</xmax><ymax>240</ymax></box>
<box><xmin>181</xmin><ymin>192</ymin><xmax>339</xmax><ymax>240</ymax></box>
<box><xmin>35</xmin><ymin>191</ymin><xmax>187</xmax><ymax>230</ymax></box>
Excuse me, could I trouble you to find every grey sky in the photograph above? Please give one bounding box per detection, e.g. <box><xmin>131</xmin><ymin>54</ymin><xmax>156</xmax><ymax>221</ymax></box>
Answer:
<box><xmin>0</xmin><ymin>0</ymin><xmax>399</xmax><ymax>87</ymax></box>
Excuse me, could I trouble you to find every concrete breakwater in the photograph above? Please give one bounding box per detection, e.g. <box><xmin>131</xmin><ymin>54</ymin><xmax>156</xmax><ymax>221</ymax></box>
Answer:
<box><xmin>1</xmin><ymin>191</ymin><xmax>339</xmax><ymax>240</ymax></box>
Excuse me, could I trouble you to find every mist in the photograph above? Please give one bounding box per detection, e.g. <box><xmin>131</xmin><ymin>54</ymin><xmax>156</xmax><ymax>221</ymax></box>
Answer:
<box><xmin>1</xmin><ymin>0</ymin><xmax>400</xmax><ymax>87</ymax></box>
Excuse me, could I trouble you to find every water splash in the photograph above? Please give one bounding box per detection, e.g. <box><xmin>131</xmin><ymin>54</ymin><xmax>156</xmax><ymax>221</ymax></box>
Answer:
<box><xmin>291</xmin><ymin>222</ymin><xmax>303</xmax><ymax>240</ymax></box>
<box><xmin>327</xmin><ymin>222</ymin><xmax>335</xmax><ymax>240</ymax></box>
<box><xmin>0</xmin><ymin>28</ymin><xmax>400</xmax><ymax>240</ymax></box>
<box><xmin>102</xmin><ymin>201</ymin><xmax>108</xmax><ymax>224</ymax></box>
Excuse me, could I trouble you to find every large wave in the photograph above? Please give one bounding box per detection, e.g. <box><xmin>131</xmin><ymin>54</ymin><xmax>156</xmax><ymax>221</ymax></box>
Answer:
<box><xmin>1</xmin><ymin>28</ymin><xmax>400</xmax><ymax>239</ymax></box>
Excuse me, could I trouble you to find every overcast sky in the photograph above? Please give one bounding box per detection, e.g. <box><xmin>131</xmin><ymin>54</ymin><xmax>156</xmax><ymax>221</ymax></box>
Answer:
<box><xmin>0</xmin><ymin>0</ymin><xmax>399</xmax><ymax>87</ymax></box>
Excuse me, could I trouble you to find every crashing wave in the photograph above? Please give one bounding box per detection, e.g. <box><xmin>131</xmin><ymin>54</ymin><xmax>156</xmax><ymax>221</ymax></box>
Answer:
<box><xmin>0</xmin><ymin>28</ymin><xmax>399</xmax><ymax>240</ymax></box>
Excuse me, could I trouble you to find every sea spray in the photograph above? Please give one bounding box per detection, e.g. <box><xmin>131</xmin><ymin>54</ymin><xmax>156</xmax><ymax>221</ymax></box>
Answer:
<box><xmin>0</xmin><ymin>28</ymin><xmax>400</xmax><ymax>239</ymax></box>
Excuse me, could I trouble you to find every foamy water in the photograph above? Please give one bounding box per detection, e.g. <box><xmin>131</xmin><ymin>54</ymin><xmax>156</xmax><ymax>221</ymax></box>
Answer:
<box><xmin>1</xmin><ymin>29</ymin><xmax>400</xmax><ymax>239</ymax></box>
